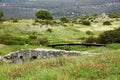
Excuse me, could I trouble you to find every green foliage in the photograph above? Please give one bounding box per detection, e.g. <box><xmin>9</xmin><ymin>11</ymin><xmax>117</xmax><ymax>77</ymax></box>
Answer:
<box><xmin>29</xmin><ymin>35</ymin><xmax>37</xmax><ymax>39</ymax></box>
<box><xmin>35</xmin><ymin>19</ymin><xmax>57</xmax><ymax>25</ymax></box>
<box><xmin>86</xmin><ymin>31</ymin><xmax>94</xmax><ymax>35</ymax></box>
<box><xmin>109</xmin><ymin>12</ymin><xmax>120</xmax><ymax>18</ymax></box>
<box><xmin>39</xmin><ymin>36</ymin><xmax>49</xmax><ymax>45</ymax></box>
<box><xmin>103</xmin><ymin>21</ymin><xmax>111</xmax><ymax>25</ymax></box>
<box><xmin>0</xmin><ymin>32</ymin><xmax>49</xmax><ymax>45</ymax></box>
<box><xmin>60</xmin><ymin>17</ymin><xmax>69</xmax><ymax>23</ymax></box>
<box><xmin>36</xmin><ymin>10</ymin><xmax>53</xmax><ymax>20</ymax></box>
<box><xmin>0</xmin><ymin>11</ymin><xmax>3</xmax><ymax>18</ymax></box>
<box><xmin>85</xmin><ymin>36</ymin><xmax>97</xmax><ymax>43</ymax></box>
<box><xmin>98</xmin><ymin>27</ymin><xmax>120</xmax><ymax>44</ymax></box>
<box><xmin>0</xmin><ymin>49</ymin><xmax>120</xmax><ymax>79</ymax></box>
<box><xmin>47</xmin><ymin>28</ymin><xmax>53</xmax><ymax>33</ymax></box>
<box><xmin>0</xmin><ymin>34</ymin><xmax>28</xmax><ymax>45</ymax></box>
<box><xmin>82</xmin><ymin>21</ymin><xmax>91</xmax><ymax>26</ymax></box>
<box><xmin>13</xmin><ymin>19</ymin><xmax>18</xmax><ymax>23</ymax></box>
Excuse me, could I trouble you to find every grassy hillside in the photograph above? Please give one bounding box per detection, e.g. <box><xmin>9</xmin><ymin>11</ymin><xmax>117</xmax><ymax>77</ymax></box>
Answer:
<box><xmin>0</xmin><ymin>18</ymin><xmax>120</xmax><ymax>55</ymax></box>
<box><xmin>0</xmin><ymin>17</ymin><xmax>120</xmax><ymax>79</ymax></box>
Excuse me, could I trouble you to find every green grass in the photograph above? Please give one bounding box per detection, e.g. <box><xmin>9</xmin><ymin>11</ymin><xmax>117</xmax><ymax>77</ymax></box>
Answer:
<box><xmin>53</xmin><ymin>44</ymin><xmax>120</xmax><ymax>53</ymax></box>
<box><xmin>0</xmin><ymin>19</ymin><xmax>120</xmax><ymax>44</ymax></box>
<box><xmin>0</xmin><ymin>49</ymin><xmax>120</xmax><ymax>80</ymax></box>
<box><xmin>0</xmin><ymin>45</ymin><xmax>50</xmax><ymax>56</ymax></box>
<box><xmin>0</xmin><ymin>19</ymin><xmax>120</xmax><ymax>79</ymax></box>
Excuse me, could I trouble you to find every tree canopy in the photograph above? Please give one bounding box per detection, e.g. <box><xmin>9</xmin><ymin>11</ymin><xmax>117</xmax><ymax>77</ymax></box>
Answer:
<box><xmin>36</xmin><ymin>10</ymin><xmax>53</xmax><ymax>20</ymax></box>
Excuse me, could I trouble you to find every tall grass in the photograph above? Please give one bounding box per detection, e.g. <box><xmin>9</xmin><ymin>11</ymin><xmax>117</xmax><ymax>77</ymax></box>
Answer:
<box><xmin>0</xmin><ymin>50</ymin><xmax>120</xmax><ymax>80</ymax></box>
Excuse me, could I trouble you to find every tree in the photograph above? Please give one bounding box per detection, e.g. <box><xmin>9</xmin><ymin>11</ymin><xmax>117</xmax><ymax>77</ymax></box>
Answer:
<box><xmin>0</xmin><ymin>11</ymin><xmax>3</xmax><ymax>18</ymax></box>
<box><xmin>60</xmin><ymin>16</ymin><xmax>69</xmax><ymax>23</ymax></box>
<box><xmin>36</xmin><ymin>10</ymin><xmax>53</xmax><ymax>20</ymax></box>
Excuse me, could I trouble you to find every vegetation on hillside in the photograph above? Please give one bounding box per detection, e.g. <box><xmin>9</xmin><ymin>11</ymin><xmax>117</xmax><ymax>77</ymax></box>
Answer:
<box><xmin>36</xmin><ymin>10</ymin><xmax>53</xmax><ymax>20</ymax></box>
<box><xmin>109</xmin><ymin>12</ymin><xmax>120</xmax><ymax>18</ymax></box>
<box><xmin>0</xmin><ymin>48</ymin><xmax>120</xmax><ymax>80</ymax></box>
<box><xmin>0</xmin><ymin>11</ymin><xmax>120</xmax><ymax>80</ymax></box>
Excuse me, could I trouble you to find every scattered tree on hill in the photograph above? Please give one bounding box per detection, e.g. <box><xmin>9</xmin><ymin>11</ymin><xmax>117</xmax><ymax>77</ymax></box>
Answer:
<box><xmin>60</xmin><ymin>16</ymin><xmax>69</xmax><ymax>23</ymax></box>
<box><xmin>36</xmin><ymin>10</ymin><xmax>53</xmax><ymax>20</ymax></box>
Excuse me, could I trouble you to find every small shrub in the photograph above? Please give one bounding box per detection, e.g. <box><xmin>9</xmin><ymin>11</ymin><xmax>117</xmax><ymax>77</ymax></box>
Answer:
<box><xmin>60</xmin><ymin>17</ymin><xmax>69</xmax><ymax>23</ymax></box>
<box><xmin>85</xmin><ymin>36</ymin><xmax>97</xmax><ymax>43</ymax></box>
<box><xmin>13</xmin><ymin>19</ymin><xmax>18</xmax><ymax>23</ymax></box>
<box><xmin>78</xmin><ymin>37</ymin><xmax>87</xmax><ymax>40</ymax></box>
<box><xmin>103</xmin><ymin>21</ymin><xmax>111</xmax><ymax>25</ymax></box>
<box><xmin>82</xmin><ymin>21</ymin><xmax>91</xmax><ymax>26</ymax></box>
<box><xmin>44</xmin><ymin>20</ymin><xmax>54</xmax><ymax>25</ymax></box>
<box><xmin>47</xmin><ymin>28</ymin><xmax>53</xmax><ymax>33</ymax></box>
<box><xmin>35</xmin><ymin>19</ymin><xmax>39</xmax><ymax>23</ymax></box>
<box><xmin>86</xmin><ymin>31</ymin><xmax>94</xmax><ymax>35</ymax></box>
<box><xmin>32</xmin><ymin>23</ymin><xmax>37</xmax><ymax>25</ymax></box>
<box><xmin>29</xmin><ymin>35</ymin><xmax>37</xmax><ymax>39</ymax></box>
<box><xmin>28</xmin><ymin>40</ymin><xmax>39</xmax><ymax>45</ymax></box>
<box><xmin>39</xmin><ymin>36</ymin><xmax>49</xmax><ymax>45</ymax></box>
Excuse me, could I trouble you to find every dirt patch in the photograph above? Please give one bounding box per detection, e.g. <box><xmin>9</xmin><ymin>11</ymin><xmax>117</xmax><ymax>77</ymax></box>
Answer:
<box><xmin>0</xmin><ymin>44</ymin><xmax>4</xmax><ymax>48</ymax></box>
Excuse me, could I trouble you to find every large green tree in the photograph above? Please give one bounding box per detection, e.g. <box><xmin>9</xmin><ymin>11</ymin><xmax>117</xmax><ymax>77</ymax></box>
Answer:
<box><xmin>36</xmin><ymin>10</ymin><xmax>53</xmax><ymax>20</ymax></box>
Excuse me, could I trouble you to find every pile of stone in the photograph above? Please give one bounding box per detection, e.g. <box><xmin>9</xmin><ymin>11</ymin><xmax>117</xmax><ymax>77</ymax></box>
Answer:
<box><xmin>0</xmin><ymin>49</ymin><xmax>99</xmax><ymax>63</ymax></box>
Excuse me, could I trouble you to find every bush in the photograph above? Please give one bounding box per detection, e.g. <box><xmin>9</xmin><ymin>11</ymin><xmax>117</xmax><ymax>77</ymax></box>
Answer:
<box><xmin>60</xmin><ymin>17</ymin><xmax>69</xmax><ymax>23</ymax></box>
<box><xmin>85</xmin><ymin>36</ymin><xmax>97</xmax><ymax>43</ymax></box>
<box><xmin>29</xmin><ymin>35</ymin><xmax>37</xmax><ymax>39</ymax></box>
<box><xmin>82</xmin><ymin>21</ymin><xmax>91</xmax><ymax>26</ymax></box>
<box><xmin>35</xmin><ymin>19</ymin><xmax>39</xmax><ymax>23</ymax></box>
<box><xmin>28</xmin><ymin>39</ymin><xmax>39</xmax><ymax>45</ymax></box>
<box><xmin>47</xmin><ymin>28</ymin><xmax>53</xmax><ymax>33</ymax></box>
<box><xmin>103</xmin><ymin>21</ymin><xmax>111</xmax><ymax>25</ymax></box>
<box><xmin>98</xmin><ymin>27</ymin><xmax>120</xmax><ymax>44</ymax></box>
<box><xmin>13</xmin><ymin>19</ymin><xmax>18</xmax><ymax>23</ymax></box>
<box><xmin>39</xmin><ymin>37</ymin><xmax>49</xmax><ymax>45</ymax></box>
<box><xmin>32</xmin><ymin>23</ymin><xmax>37</xmax><ymax>25</ymax></box>
<box><xmin>35</xmin><ymin>20</ymin><xmax>55</xmax><ymax>25</ymax></box>
<box><xmin>86</xmin><ymin>31</ymin><xmax>94</xmax><ymax>35</ymax></box>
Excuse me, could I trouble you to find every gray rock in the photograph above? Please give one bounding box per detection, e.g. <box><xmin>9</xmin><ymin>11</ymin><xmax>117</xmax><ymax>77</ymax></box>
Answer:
<box><xmin>0</xmin><ymin>49</ymin><xmax>100</xmax><ymax>63</ymax></box>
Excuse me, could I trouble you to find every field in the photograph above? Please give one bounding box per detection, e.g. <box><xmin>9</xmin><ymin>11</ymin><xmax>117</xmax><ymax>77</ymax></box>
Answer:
<box><xmin>0</xmin><ymin>18</ymin><xmax>120</xmax><ymax>80</ymax></box>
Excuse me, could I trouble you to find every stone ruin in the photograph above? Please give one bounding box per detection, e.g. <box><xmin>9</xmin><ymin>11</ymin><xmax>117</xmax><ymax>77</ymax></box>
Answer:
<box><xmin>0</xmin><ymin>49</ymin><xmax>99</xmax><ymax>63</ymax></box>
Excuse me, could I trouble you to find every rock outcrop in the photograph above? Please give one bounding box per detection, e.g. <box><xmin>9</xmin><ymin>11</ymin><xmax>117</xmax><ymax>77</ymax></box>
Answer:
<box><xmin>0</xmin><ymin>49</ymin><xmax>99</xmax><ymax>63</ymax></box>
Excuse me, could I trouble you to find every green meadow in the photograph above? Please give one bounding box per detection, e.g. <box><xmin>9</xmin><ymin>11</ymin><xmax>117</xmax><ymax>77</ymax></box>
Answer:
<box><xmin>0</xmin><ymin>15</ymin><xmax>120</xmax><ymax>79</ymax></box>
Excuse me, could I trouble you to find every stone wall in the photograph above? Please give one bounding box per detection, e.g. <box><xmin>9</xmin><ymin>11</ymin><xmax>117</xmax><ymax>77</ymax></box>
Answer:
<box><xmin>0</xmin><ymin>49</ymin><xmax>99</xmax><ymax>63</ymax></box>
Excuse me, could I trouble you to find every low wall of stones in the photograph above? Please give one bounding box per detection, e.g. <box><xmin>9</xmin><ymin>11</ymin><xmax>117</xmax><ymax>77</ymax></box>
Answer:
<box><xmin>0</xmin><ymin>49</ymin><xmax>99</xmax><ymax>63</ymax></box>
